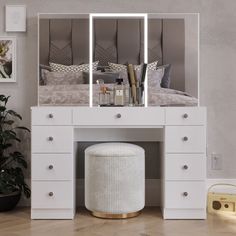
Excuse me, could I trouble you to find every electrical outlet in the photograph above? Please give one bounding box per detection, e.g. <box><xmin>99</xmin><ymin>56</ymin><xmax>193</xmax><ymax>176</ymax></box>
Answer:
<box><xmin>211</xmin><ymin>153</ymin><xmax>223</xmax><ymax>170</ymax></box>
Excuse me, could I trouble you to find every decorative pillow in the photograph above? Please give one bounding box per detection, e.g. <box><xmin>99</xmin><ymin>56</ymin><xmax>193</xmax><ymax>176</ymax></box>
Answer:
<box><xmin>108</xmin><ymin>61</ymin><xmax>159</xmax><ymax>84</ymax></box>
<box><xmin>108</xmin><ymin>61</ymin><xmax>159</xmax><ymax>72</ymax></box>
<box><xmin>148</xmin><ymin>68</ymin><xmax>165</xmax><ymax>89</ymax></box>
<box><xmin>108</xmin><ymin>63</ymin><xmax>127</xmax><ymax>72</ymax></box>
<box><xmin>83</xmin><ymin>71</ymin><xmax>120</xmax><ymax>84</ymax></box>
<box><xmin>41</xmin><ymin>69</ymin><xmax>84</xmax><ymax>85</ymax></box>
<box><xmin>50</xmin><ymin>61</ymin><xmax>99</xmax><ymax>73</ymax></box>
<box><xmin>134</xmin><ymin>68</ymin><xmax>164</xmax><ymax>89</ymax></box>
<box><xmin>40</xmin><ymin>64</ymin><xmax>51</xmax><ymax>85</ymax></box>
<box><xmin>135</xmin><ymin>61</ymin><xmax>159</xmax><ymax>71</ymax></box>
<box><xmin>158</xmin><ymin>64</ymin><xmax>172</xmax><ymax>88</ymax></box>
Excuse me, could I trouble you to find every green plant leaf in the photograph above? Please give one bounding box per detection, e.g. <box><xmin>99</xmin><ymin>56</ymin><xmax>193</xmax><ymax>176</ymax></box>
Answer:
<box><xmin>9</xmin><ymin>152</ymin><xmax>27</xmax><ymax>168</ymax></box>
<box><xmin>1</xmin><ymin>143</ymin><xmax>12</xmax><ymax>149</ymax></box>
<box><xmin>2</xmin><ymin>130</ymin><xmax>21</xmax><ymax>142</ymax></box>
<box><xmin>15</xmin><ymin>126</ymin><xmax>30</xmax><ymax>132</ymax></box>
<box><xmin>0</xmin><ymin>95</ymin><xmax>6</xmax><ymax>101</ymax></box>
<box><xmin>3</xmin><ymin>96</ymin><xmax>10</xmax><ymax>105</ymax></box>
<box><xmin>0</xmin><ymin>106</ymin><xmax>6</xmax><ymax>112</ymax></box>
<box><xmin>0</xmin><ymin>95</ymin><xmax>30</xmax><ymax>198</ymax></box>
<box><xmin>3</xmin><ymin>120</ymin><xmax>14</xmax><ymax>125</ymax></box>
<box><xmin>0</xmin><ymin>95</ymin><xmax>10</xmax><ymax>105</ymax></box>
<box><xmin>6</xmin><ymin>110</ymin><xmax>22</xmax><ymax>120</ymax></box>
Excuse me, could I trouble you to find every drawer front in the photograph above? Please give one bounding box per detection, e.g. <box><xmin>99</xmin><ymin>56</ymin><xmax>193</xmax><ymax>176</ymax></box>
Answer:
<box><xmin>165</xmin><ymin>154</ymin><xmax>206</xmax><ymax>180</ymax></box>
<box><xmin>32</xmin><ymin>154</ymin><xmax>73</xmax><ymax>181</ymax></box>
<box><xmin>165</xmin><ymin>126</ymin><xmax>206</xmax><ymax>153</ymax></box>
<box><xmin>32</xmin><ymin>126</ymin><xmax>73</xmax><ymax>153</ymax></box>
<box><xmin>165</xmin><ymin>107</ymin><xmax>206</xmax><ymax>125</ymax></box>
<box><xmin>165</xmin><ymin>181</ymin><xmax>206</xmax><ymax>209</ymax></box>
<box><xmin>73</xmin><ymin>107</ymin><xmax>165</xmax><ymax>126</ymax></box>
<box><xmin>32</xmin><ymin>181</ymin><xmax>73</xmax><ymax>209</ymax></box>
<box><xmin>32</xmin><ymin>107</ymin><xmax>72</xmax><ymax>125</ymax></box>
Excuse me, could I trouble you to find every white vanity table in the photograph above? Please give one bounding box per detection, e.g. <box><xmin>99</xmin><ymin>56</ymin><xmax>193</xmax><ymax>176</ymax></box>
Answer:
<box><xmin>32</xmin><ymin>12</ymin><xmax>206</xmax><ymax>220</ymax></box>
<box><xmin>31</xmin><ymin>106</ymin><xmax>206</xmax><ymax>220</ymax></box>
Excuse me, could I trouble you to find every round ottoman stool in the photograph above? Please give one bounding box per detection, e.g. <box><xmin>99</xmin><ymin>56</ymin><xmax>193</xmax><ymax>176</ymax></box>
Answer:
<box><xmin>85</xmin><ymin>142</ymin><xmax>145</xmax><ymax>219</ymax></box>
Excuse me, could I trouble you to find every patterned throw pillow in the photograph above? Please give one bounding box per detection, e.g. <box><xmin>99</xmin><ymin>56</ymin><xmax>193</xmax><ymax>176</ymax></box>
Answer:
<box><xmin>108</xmin><ymin>61</ymin><xmax>159</xmax><ymax>84</ymax></box>
<box><xmin>108</xmin><ymin>61</ymin><xmax>159</xmax><ymax>72</ymax></box>
<box><xmin>50</xmin><ymin>61</ymin><xmax>99</xmax><ymax>73</ymax></box>
<box><xmin>108</xmin><ymin>63</ymin><xmax>127</xmax><ymax>72</ymax></box>
<box><xmin>42</xmin><ymin>70</ymin><xmax>84</xmax><ymax>85</ymax></box>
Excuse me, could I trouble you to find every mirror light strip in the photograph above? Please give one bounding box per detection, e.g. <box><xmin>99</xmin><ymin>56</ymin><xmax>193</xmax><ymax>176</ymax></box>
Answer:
<box><xmin>89</xmin><ymin>14</ymin><xmax>93</xmax><ymax>107</ymax></box>
<box><xmin>144</xmin><ymin>14</ymin><xmax>148</xmax><ymax>107</ymax></box>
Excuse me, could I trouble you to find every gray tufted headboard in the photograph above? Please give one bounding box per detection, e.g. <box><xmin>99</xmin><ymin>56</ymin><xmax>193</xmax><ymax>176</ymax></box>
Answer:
<box><xmin>39</xmin><ymin>18</ymin><xmax>185</xmax><ymax>91</ymax></box>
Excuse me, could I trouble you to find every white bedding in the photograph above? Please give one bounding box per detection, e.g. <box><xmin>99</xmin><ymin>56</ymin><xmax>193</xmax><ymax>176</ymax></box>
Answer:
<box><xmin>38</xmin><ymin>84</ymin><xmax>198</xmax><ymax>106</ymax></box>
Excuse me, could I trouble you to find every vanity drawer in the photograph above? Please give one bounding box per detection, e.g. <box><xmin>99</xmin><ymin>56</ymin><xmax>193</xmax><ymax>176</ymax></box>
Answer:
<box><xmin>165</xmin><ymin>126</ymin><xmax>206</xmax><ymax>153</ymax></box>
<box><xmin>165</xmin><ymin>181</ymin><xmax>206</xmax><ymax>209</ymax></box>
<box><xmin>165</xmin><ymin>154</ymin><xmax>206</xmax><ymax>180</ymax></box>
<box><xmin>32</xmin><ymin>181</ymin><xmax>73</xmax><ymax>209</ymax></box>
<box><xmin>165</xmin><ymin>107</ymin><xmax>206</xmax><ymax>125</ymax></box>
<box><xmin>73</xmin><ymin>107</ymin><xmax>165</xmax><ymax>126</ymax></box>
<box><xmin>32</xmin><ymin>126</ymin><xmax>73</xmax><ymax>153</ymax></box>
<box><xmin>32</xmin><ymin>107</ymin><xmax>72</xmax><ymax>125</ymax></box>
<box><xmin>32</xmin><ymin>154</ymin><xmax>73</xmax><ymax>181</ymax></box>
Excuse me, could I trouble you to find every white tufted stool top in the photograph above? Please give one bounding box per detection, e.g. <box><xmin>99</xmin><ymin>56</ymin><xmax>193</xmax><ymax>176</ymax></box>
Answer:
<box><xmin>85</xmin><ymin>142</ymin><xmax>145</xmax><ymax>219</ymax></box>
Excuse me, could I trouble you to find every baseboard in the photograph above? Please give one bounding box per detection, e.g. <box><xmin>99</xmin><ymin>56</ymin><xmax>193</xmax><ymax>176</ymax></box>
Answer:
<box><xmin>19</xmin><ymin>178</ymin><xmax>236</xmax><ymax>207</ymax></box>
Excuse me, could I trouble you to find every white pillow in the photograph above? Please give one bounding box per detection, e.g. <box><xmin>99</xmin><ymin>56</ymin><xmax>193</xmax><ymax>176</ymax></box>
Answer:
<box><xmin>108</xmin><ymin>61</ymin><xmax>159</xmax><ymax>72</ymax></box>
<box><xmin>50</xmin><ymin>61</ymin><xmax>99</xmax><ymax>73</ymax></box>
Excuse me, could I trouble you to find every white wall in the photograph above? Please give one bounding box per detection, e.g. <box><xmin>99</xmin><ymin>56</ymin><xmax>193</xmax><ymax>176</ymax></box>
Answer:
<box><xmin>0</xmin><ymin>0</ymin><xmax>236</xmax><ymax>179</ymax></box>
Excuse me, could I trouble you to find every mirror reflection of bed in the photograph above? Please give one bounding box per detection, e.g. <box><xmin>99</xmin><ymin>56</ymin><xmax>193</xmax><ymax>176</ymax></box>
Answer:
<box><xmin>38</xmin><ymin>13</ymin><xmax>199</xmax><ymax>107</ymax></box>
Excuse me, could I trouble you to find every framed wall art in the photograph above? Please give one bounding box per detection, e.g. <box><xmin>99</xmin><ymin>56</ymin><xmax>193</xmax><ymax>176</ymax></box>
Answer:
<box><xmin>5</xmin><ymin>5</ymin><xmax>26</xmax><ymax>32</ymax></box>
<box><xmin>0</xmin><ymin>37</ymin><xmax>16</xmax><ymax>82</ymax></box>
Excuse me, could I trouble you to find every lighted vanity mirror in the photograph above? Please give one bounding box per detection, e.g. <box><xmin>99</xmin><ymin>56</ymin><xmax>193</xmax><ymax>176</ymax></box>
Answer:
<box><xmin>91</xmin><ymin>15</ymin><xmax>146</xmax><ymax>107</ymax></box>
<box><xmin>38</xmin><ymin>13</ymin><xmax>199</xmax><ymax>107</ymax></box>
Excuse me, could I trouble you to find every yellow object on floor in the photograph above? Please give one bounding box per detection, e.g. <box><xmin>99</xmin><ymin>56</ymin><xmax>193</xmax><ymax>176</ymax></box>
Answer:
<box><xmin>207</xmin><ymin>184</ymin><xmax>236</xmax><ymax>215</ymax></box>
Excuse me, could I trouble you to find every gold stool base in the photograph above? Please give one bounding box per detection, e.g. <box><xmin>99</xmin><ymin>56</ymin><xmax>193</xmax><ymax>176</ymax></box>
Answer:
<box><xmin>91</xmin><ymin>210</ymin><xmax>141</xmax><ymax>219</ymax></box>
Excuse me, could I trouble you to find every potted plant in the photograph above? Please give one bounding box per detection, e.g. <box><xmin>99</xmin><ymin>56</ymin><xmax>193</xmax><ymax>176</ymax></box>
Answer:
<box><xmin>0</xmin><ymin>95</ymin><xmax>30</xmax><ymax>211</ymax></box>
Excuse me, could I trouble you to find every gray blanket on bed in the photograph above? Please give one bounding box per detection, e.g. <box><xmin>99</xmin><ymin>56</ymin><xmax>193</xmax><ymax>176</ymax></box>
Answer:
<box><xmin>38</xmin><ymin>84</ymin><xmax>198</xmax><ymax>106</ymax></box>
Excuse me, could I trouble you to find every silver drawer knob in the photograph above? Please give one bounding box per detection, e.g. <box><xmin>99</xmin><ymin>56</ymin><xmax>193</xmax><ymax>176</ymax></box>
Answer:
<box><xmin>183</xmin><ymin>192</ymin><xmax>188</xmax><ymax>197</ymax></box>
<box><xmin>183</xmin><ymin>113</ymin><xmax>188</xmax><ymax>119</ymax></box>
<box><xmin>116</xmin><ymin>113</ymin><xmax>122</xmax><ymax>118</ymax></box>
<box><xmin>48</xmin><ymin>192</ymin><xmax>54</xmax><ymax>197</ymax></box>
<box><xmin>48</xmin><ymin>165</ymin><xmax>54</xmax><ymax>170</ymax></box>
<box><xmin>48</xmin><ymin>136</ymin><xmax>53</xmax><ymax>141</ymax></box>
<box><xmin>183</xmin><ymin>165</ymin><xmax>188</xmax><ymax>170</ymax></box>
<box><xmin>48</xmin><ymin>113</ymin><xmax>54</xmax><ymax>118</ymax></box>
<box><xmin>183</xmin><ymin>136</ymin><xmax>188</xmax><ymax>141</ymax></box>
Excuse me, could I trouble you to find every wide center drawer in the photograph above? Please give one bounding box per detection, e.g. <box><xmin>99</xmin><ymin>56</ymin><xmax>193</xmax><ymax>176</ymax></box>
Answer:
<box><xmin>165</xmin><ymin>181</ymin><xmax>206</xmax><ymax>209</ymax></box>
<box><xmin>32</xmin><ymin>154</ymin><xmax>73</xmax><ymax>181</ymax></box>
<box><xmin>165</xmin><ymin>126</ymin><xmax>206</xmax><ymax>153</ymax></box>
<box><xmin>165</xmin><ymin>154</ymin><xmax>206</xmax><ymax>180</ymax></box>
<box><xmin>32</xmin><ymin>181</ymin><xmax>73</xmax><ymax>209</ymax></box>
<box><xmin>31</xmin><ymin>126</ymin><xmax>73</xmax><ymax>153</ymax></box>
<box><xmin>73</xmin><ymin>107</ymin><xmax>165</xmax><ymax>126</ymax></box>
<box><xmin>32</xmin><ymin>107</ymin><xmax>72</xmax><ymax>125</ymax></box>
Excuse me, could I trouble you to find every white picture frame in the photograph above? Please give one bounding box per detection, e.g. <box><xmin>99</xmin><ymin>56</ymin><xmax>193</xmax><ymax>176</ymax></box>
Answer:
<box><xmin>5</xmin><ymin>5</ymin><xmax>26</xmax><ymax>32</ymax></box>
<box><xmin>0</xmin><ymin>37</ymin><xmax>16</xmax><ymax>82</ymax></box>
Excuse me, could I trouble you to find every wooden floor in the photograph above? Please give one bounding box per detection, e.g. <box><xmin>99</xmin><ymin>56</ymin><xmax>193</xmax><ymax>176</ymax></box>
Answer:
<box><xmin>0</xmin><ymin>207</ymin><xmax>236</xmax><ymax>236</ymax></box>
